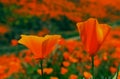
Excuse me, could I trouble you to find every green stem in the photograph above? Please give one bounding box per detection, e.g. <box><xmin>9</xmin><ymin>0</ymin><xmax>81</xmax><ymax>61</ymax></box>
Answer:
<box><xmin>116</xmin><ymin>64</ymin><xmax>120</xmax><ymax>79</ymax></box>
<box><xmin>91</xmin><ymin>56</ymin><xmax>94</xmax><ymax>79</ymax></box>
<box><xmin>40</xmin><ymin>60</ymin><xmax>44</xmax><ymax>79</ymax></box>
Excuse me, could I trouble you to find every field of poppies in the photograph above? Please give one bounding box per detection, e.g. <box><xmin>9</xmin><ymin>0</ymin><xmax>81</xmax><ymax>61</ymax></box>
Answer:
<box><xmin>0</xmin><ymin>0</ymin><xmax>120</xmax><ymax>79</ymax></box>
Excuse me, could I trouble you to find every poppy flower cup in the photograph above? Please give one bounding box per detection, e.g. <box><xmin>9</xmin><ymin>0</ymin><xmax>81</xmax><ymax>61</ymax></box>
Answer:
<box><xmin>18</xmin><ymin>35</ymin><xmax>61</xmax><ymax>60</ymax></box>
<box><xmin>77</xmin><ymin>18</ymin><xmax>111</xmax><ymax>56</ymax></box>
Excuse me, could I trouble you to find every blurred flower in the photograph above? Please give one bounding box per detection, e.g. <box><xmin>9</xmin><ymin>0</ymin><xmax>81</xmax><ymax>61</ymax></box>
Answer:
<box><xmin>77</xmin><ymin>18</ymin><xmax>111</xmax><ymax>56</ymax></box>
<box><xmin>83</xmin><ymin>71</ymin><xmax>92</xmax><ymax>79</ymax></box>
<box><xmin>60</xmin><ymin>67</ymin><xmax>68</xmax><ymax>75</ymax></box>
<box><xmin>62</xmin><ymin>61</ymin><xmax>70</xmax><ymax>67</ymax></box>
<box><xmin>58</xmin><ymin>38</ymin><xmax>65</xmax><ymax>45</ymax></box>
<box><xmin>37</xmin><ymin>68</ymin><xmax>53</xmax><ymax>75</ymax></box>
<box><xmin>63</xmin><ymin>52</ymin><xmax>70</xmax><ymax>60</ymax></box>
<box><xmin>0</xmin><ymin>54</ymin><xmax>22</xmax><ymax>79</ymax></box>
<box><xmin>94</xmin><ymin>56</ymin><xmax>101</xmax><ymax>67</ymax></box>
<box><xmin>50</xmin><ymin>76</ymin><xmax>58</xmax><ymax>79</ymax></box>
<box><xmin>85</xmin><ymin>65</ymin><xmax>91</xmax><ymax>70</ymax></box>
<box><xmin>18</xmin><ymin>35</ymin><xmax>61</xmax><ymax>59</ymax></box>
<box><xmin>113</xmin><ymin>61</ymin><xmax>119</xmax><ymax>67</ymax></box>
<box><xmin>37</xmin><ymin>28</ymin><xmax>49</xmax><ymax>36</ymax></box>
<box><xmin>11</xmin><ymin>39</ymin><xmax>18</xmax><ymax>46</ymax></box>
<box><xmin>44</xmin><ymin>68</ymin><xmax>53</xmax><ymax>75</ymax></box>
<box><xmin>118</xmin><ymin>71</ymin><xmax>120</xmax><ymax>79</ymax></box>
<box><xmin>0</xmin><ymin>25</ymin><xmax>9</xmax><ymax>35</ymax></box>
<box><xmin>102</xmin><ymin>52</ymin><xmax>108</xmax><ymax>61</ymax></box>
<box><xmin>69</xmin><ymin>74</ymin><xmax>78</xmax><ymax>79</ymax></box>
<box><xmin>109</xmin><ymin>66</ymin><xmax>117</xmax><ymax>74</ymax></box>
<box><xmin>65</xmin><ymin>40</ymin><xmax>78</xmax><ymax>53</ymax></box>
<box><xmin>37</xmin><ymin>69</ymin><xmax>42</xmax><ymax>75</ymax></box>
<box><xmin>111</xmin><ymin>47</ymin><xmax>120</xmax><ymax>60</ymax></box>
<box><xmin>69</xmin><ymin>56</ymin><xmax>78</xmax><ymax>63</ymax></box>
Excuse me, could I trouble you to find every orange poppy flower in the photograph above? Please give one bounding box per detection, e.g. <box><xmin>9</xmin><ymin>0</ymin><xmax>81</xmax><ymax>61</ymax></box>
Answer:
<box><xmin>50</xmin><ymin>76</ymin><xmax>58</xmax><ymax>79</ymax></box>
<box><xmin>83</xmin><ymin>71</ymin><xmax>92</xmax><ymax>79</ymax></box>
<box><xmin>60</xmin><ymin>67</ymin><xmax>68</xmax><ymax>75</ymax></box>
<box><xmin>77</xmin><ymin>18</ymin><xmax>111</xmax><ymax>56</ymax></box>
<box><xmin>69</xmin><ymin>74</ymin><xmax>78</xmax><ymax>79</ymax></box>
<box><xmin>0</xmin><ymin>25</ymin><xmax>9</xmax><ymax>35</ymax></box>
<box><xmin>18</xmin><ymin>35</ymin><xmax>61</xmax><ymax>59</ymax></box>
<box><xmin>109</xmin><ymin>66</ymin><xmax>117</xmax><ymax>74</ymax></box>
<box><xmin>62</xmin><ymin>61</ymin><xmax>70</xmax><ymax>67</ymax></box>
<box><xmin>11</xmin><ymin>39</ymin><xmax>18</xmax><ymax>46</ymax></box>
<box><xmin>37</xmin><ymin>68</ymin><xmax>53</xmax><ymax>75</ymax></box>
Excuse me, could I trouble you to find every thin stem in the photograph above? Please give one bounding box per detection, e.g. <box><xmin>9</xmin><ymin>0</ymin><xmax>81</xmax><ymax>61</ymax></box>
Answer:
<box><xmin>116</xmin><ymin>64</ymin><xmax>120</xmax><ymax>79</ymax></box>
<box><xmin>91</xmin><ymin>56</ymin><xmax>94</xmax><ymax>79</ymax></box>
<box><xmin>40</xmin><ymin>60</ymin><xmax>44</xmax><ymax>79</ymax></box>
